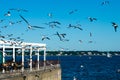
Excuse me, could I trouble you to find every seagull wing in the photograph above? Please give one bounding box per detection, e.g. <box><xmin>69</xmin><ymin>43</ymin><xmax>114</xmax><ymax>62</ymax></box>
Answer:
<box><xmin>111</xmin><ymin>22</ymin><xmax>116</xmax><ymax>25</ymax></box>
<box><xmin>46</xmin><ymin>37</ymin><xmax>50</xmax><ymax>40</ymax></box>
<box><xmin>114</xmin><ymin>26</ymin><xmax>118</xmax><ymax>32</ymax></box>
<box><xmin>93</xmin><ymin>18</ymin><xmax>97</xmax><ymax>21</ymax></box>
<box><xmin>88</xmin><ymin>18</ymin><xmax>93</xmax><ymax>22</ymax></box>
<box><xmin>19</xmin><ymin>15</ymin><xmax>30</xmax><ymax>25</ymax></box>
<box><xmin>21</xmin><ymin>9</ymin><xmax>28</xmax><ymax>12</ymax></box>
<box><xmin>69</xmin><ymin>11</ymin><xmax>74</xmax><ymax>14</ymax></box>
<box><xmin>77</xmin><ymin>27</ymin><xmax>83</xmax><ymax>30</ymax></box>
<box><xmin>61</xmin><ymin>34</ymin><xmax>66</xmax><ymax>38</ymax></box>
<box><xmin>55</xmin><ymin>21</ymin><xmax>61</xmax><ymax>25</ymax></box>
<box><xmin>56</xmin><ymin>32</ymin><xmax>62</xmax><ymax>41</ymax></box>
<box><xmin>31</xmin><ymin>26</ymin><xmax>44</xmax><ymax>29</ymax></box>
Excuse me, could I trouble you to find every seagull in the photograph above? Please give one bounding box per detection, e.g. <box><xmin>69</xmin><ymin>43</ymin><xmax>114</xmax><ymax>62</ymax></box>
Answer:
<box><xmin>0</xmin><ymin>35</ymin><xmax>5</xmax><ymax>38</ymax></box>
<box><xmin>1</xmin><ymin>25</ymin><xmax>8</xmax><ymax>28</ymax></box>
<box><xmin>88</xmin><ymin>17</ymin><xmax>97</xmax><ymax>22</ymax></box>
<box><xmin>4</xmin><ymin>11</ymin><xmax>11</xmax><ymax>16</ymax></box>
<box><xmin>101</xmin><ymin>1</ymin><xmax>109</xmax><ymax>5</ymax></box>
<box><xmin>9</xmin><ymin>21</ymin><xmax>15</xmax><ymax>26</ymax></box>
<box><xmin>49</xmin><ymin>21</ymin><xmax>61</xmax><ymax>25</ymax></box>
<box><xmin>7</xmin><ymin>34</ymin><xmax>13</xmax><ymax>37</ymax></box>
<box><xmin>90</xmin><ymin>32</ymin><xmax>92</xmax><ymax>37</ymax></box>
<box><xmin>48</xmin><ymin>13</ymin><xmax>53</xmax><ymax>18</ymax></box>
<box><xmin>62</xmin><ymin>39</ymin><xmax>69</xmax><ymax>42</ymax></box>
<box><xmin>45</xmin><ymin>21</ymin><xmax>61</xmax><ymax>28</ymax></box>
<box><xmin>74</xmin><ymin>26</ymin><xmax>83</xmax><ymax>30</ymax></box>
<box><xmin>0</xmin><ymin>19</ymin><xmax>5</xmax><ymax>23</ymax></box>
<box><xmin>79</xmin><ymin>40</ymin><xmax>83</xmax><ymax>43</ymax></box>
<box><xmin>9</xmin><ymin>8</ymin><xmax>28</xmax><ymax>12</ymax></box>
<box><xmin>41</xmin><ymin>36</ymin><xmax>50</xmax><ymax>41</ymax></box>
<box><xmin>0</xmin><ymin>39</ymin><xmax>7</xmax><ymax>43</ymax></box>
<box><xmin>60</xmin><ymin>33</ymin><xmax>66</xmax><ymax>38</ymax></box>
<box><xmin>68</xmin><ymin>24</ymin><xmax>83</xmax><ymax>30</ymax></box>
<box><xmin>111</xmin><ymin>22</ymin><xmax>118</xmax><ymax>32</ymax></box>
<box><xmin>88</xmin><ymin>41</ymin><xmax>93</xmax><ymax>43</ymax></box>
<box><xmin>55</xmin><ymin>32</ymin><xmax>62</xmax><ymax>41</ymax></box>
<box><xmin>69</xmin><ymin>9</ymin><xmax>78</xmax><ymax>15</ymax></box>
<box><xmin>68</xmin><ymin>24</ymin><xmax>73</xmax><ymax>28</ymax></box>
<box><xmin>19</xmin><ymin>15</ymin><xmax>44</xmax><ymax>29</ymax></box>
<box><xmin>16</xmin><ymin>20</ymin><xmax>22</xmax><ymax>24</ymax></box>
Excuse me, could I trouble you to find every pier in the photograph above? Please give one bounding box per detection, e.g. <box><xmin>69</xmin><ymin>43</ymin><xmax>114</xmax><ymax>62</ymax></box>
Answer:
<box><xmin>0</xmin><ymin>40</ymin><xmax>61</xmax><ymax>80</ymax></box>
<box><xmin>0</xmin><ymin>64</ymin><xmax>61</xmax><ymax>80</ymax></box>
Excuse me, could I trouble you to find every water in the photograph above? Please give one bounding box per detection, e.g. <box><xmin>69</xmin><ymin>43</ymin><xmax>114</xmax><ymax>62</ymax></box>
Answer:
<box><xmin>60</xmin><ymin>56</ymin><xmax>120</xmax><ymax>80</ymax></box>
<box><xmin>5</xmin><ymin>55</ymin><xmax>120</xmax><ymax>80</ymax></box>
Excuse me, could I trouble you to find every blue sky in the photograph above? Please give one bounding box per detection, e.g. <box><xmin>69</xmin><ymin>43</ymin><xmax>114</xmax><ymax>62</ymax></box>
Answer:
<box><xmin>0</xmin><ymin>0</ymin><xmax>120</xmax><ymax>51</ymax></box>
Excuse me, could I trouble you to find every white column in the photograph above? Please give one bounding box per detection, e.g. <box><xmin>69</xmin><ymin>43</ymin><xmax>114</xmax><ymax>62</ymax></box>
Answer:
<box><xmin>2</xmin><ymin>45</ymin><xmax>5</xmax><ymax>63</ymax></box>
<box><xmin>37</xmin><ymin>48</ymin><xmax>40</xmax><ymax>70</ymax></box>
<box><xmin>43</xmin><ymin>48</ymin><xmax>46</xmax><ymax>69</ymax></box>
<box><xmin>13</xmin><ymin>45</ymin><xmax>15</xmax><ymax>62</ymax></box>
<box><xmin>30</xmin><ymin>46</ymin><xmax>32</xmax><ymax>71</ymax></box>
<box><xmin>2</xmin><ymin>44</ymin><xmax>5</xmax><ymax>73</ymax></box>
<box><xmin>22</xmin><ymin>46</ymin><xmax>25</xmax><ymax>72</ymax></box>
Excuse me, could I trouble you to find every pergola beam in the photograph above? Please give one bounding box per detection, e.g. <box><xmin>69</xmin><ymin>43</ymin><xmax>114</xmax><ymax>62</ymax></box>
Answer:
<box><xmin>0</xmin><ymin>40</ymin><xmax>46</xmax><ymax>72</ymax></box>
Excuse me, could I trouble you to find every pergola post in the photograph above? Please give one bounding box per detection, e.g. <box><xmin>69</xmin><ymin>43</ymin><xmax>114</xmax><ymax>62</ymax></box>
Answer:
<box><xmin>0</xmin><ymin>40</ymin><xmax>46</xmax><ymax>73</ymax></box>
<box><xmin>37</xmin><ymin>48</ymin><xmax>40</xmax><ymax>70</ymax></box>
<box><xmin>30</xmin><ymin>46</ymin><xmax>32</xmax><ymax>71</ymax></box>
<box><xmin>43</xmin><ymin>48</ymin><xmax>46</xmax><ymax>69</ymax></box>
<box><xmin>2</xmin><ymin>44</ymin><xmax>5</xmax><ymax>64</ymax></box>
<box><xmin>22</xmin><ymin>46</ymin><xmax>25</xmax><ymax>72</ymax></box>
<box><xmin>13</xmin><ymin>45</ymin><xmax>15</xmax><ymax>62</ymax></box>
<box><xmin>2</xmin><ymin>44</ymin><xmax>5</xmax><ymax>73</ymax></box>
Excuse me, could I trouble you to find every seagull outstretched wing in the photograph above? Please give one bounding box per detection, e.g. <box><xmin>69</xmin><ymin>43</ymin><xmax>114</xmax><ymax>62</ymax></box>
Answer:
<box><xmin>19</xmin><ymin>15</ymin><xmax>30</xmax><ymax>25</ymax></box>
<box><xmin>31</xmin><ymin>26</ymin><xmax>44</xmax><ymax>29</ymax></box>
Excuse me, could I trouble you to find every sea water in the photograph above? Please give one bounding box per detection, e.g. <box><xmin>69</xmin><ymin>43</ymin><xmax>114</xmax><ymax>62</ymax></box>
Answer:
<box><xmin>5</xmin><ymin>55</ymin><xmax>120</xmax><ymax>80</ymax></box>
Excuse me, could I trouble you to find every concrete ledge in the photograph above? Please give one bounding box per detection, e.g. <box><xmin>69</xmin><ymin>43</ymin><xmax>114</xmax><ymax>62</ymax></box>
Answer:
<box><xmin>0</xmin><ymin>65</ymin><xmax>61</xmax><ymax>80</ymax></box>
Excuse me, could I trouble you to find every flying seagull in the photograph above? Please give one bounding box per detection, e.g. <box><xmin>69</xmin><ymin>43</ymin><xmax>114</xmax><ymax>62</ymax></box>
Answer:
<box><xmin>88</xmin><ymin>17</ymin><xmax>97</xmax><ymax>22</ymax></box>
<box><xmin>19</xmin><ymin>15</ymin><xmax>44</xmax><ymax>29</ymax></box>
<box><xmin>45</xmin><ymin>21</ymin><xmax>61</xmax><ymax>28</ymax></box>
<box><xmin>41</xmin><ymin>36</ymin><xmax>50</xmax><ymax>41</ymax></box>
<box><xmin>16</xmin><ymin>20</ymin><xmax>22</xmax><ymax>24</ymax></box>
<box><xmin>111</xmin><ymin>22</ymin><xmax>118</xmax><ymax>32</ymax></box>
<box><xmin>69</xmin><ymin>9</ymin><xmax>78</xmax><ymax>15</ymax></box>
<box><xmin>9</xmin><ymin>8</ymin><xmax>28</xmax><ymax>12</ymax></box>
<box><xmin>4</xmin><ymin>11</ymin><xmax>11</xmax><ymax>16</ymax></box>
<box><xmin>60</xmin><ymin>33</ymin><xmax>66</xmax><ymax>38</ymax></box>
<box><xmin>88</xmin><ymin>41</ymin><xmax>93</xmax><ymax>43</ymax></box>
<box><xmin>0</xmin><ymin>19</ymin><xmax>5</xmax><ymax>23</ymax></box>
<box><xmin>9</xmin><ymin>21</ymin><xmax>15</xmax><ymax>26</ymax></box>
<box><xmin>48</xmin><ymin>13</ymin><xmax>53</xmax><ymax>18</ymax></box>
<box><xmin>55</xmin><ymin>32</ymin><xmax>62</xmax><ymax>41</ymax></box>
<box><xmin>90</xmin><ymin>32</ymin><xmax>92</xmax><ymax>37</ymax></box>
<box><xmin>79</xmin><ymin>40</ymin><xmax>83</xmax><ymax>43</ymax></box>
<box><xmin>101</xmin><ymin>1</ymin><xmax>109</xmax><ymax>5</ymax></box>
<box><xmin>68</xmin><ymin>24</ymin><xmax>83</xmax><ymax>30</ymax></box>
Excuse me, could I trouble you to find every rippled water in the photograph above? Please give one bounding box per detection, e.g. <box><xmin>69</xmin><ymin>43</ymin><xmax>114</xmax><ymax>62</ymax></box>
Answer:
<box><xmin>60</xmin><ymin>56</ymin><xmax>120</xmax><ymax>80</ymax></box>
<box><xmin>5</xmin><ymin>55</ymin><xmax>120</xmax><ymax>80</ymax></box>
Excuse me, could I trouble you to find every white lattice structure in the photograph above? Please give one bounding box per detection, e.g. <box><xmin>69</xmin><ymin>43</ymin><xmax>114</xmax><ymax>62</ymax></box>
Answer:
<box><xmin>0</xmin><ymin>40</ymin><xmax>46</xmax><ymax>72</ymax></box>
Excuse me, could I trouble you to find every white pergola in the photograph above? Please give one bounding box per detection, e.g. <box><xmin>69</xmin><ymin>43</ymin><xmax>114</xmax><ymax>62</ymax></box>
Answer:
<box><xmin>0</xmin><ymin>40</ymin><xmax>46</xmax><ymax>72</ymax></box>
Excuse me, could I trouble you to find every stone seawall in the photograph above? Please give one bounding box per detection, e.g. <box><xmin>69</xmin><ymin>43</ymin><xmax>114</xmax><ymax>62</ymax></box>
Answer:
<box><xmin>0</xmin><ymin>66</ymin><xmax>61</xmax><ymax>80</ymax></box>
